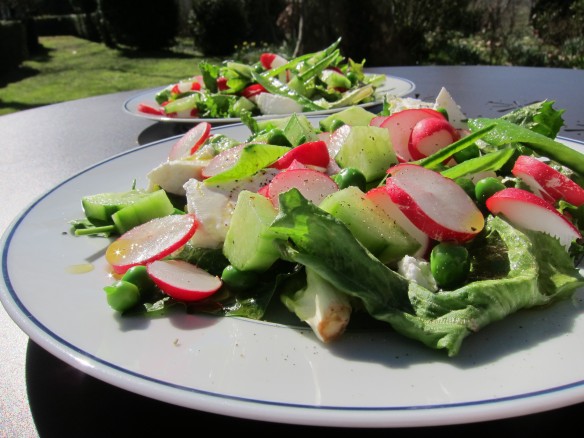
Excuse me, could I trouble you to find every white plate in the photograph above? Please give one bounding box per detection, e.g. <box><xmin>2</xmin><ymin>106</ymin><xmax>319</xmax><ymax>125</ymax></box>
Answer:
<box><xmin>2</xmin><ymin>122</ymin><xmax>584</xmax><ymax>428</ymax></box>
<box><xmin>123</xmin><ymin>74</ymin><xmax>415</xmax><ymax>123</ymax></box>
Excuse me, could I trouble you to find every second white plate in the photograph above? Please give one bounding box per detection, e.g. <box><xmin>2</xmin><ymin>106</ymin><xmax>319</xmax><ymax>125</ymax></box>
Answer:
<box><xmin>123</xmin><ymin>74</ymin><xmax>415</xmax><ymax>123</ymax></box>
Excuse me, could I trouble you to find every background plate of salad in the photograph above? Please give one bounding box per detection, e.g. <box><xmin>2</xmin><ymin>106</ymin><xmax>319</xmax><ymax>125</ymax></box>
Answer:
<box><xmin>123</xmin><ymin>39</ymin><xmax>415</xmax><ymax>123</ymax></box>
<box><xmin>2</xmin><ymin>118</ymin><xmax>584</xmax><ymax>428</ymax></box>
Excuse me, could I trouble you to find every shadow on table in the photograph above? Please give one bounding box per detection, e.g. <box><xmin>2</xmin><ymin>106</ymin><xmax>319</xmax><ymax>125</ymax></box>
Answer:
<box><xmin>25</xmin><ymin>341</ymin><xmax>584</xmax><ymax>437</ymax></box>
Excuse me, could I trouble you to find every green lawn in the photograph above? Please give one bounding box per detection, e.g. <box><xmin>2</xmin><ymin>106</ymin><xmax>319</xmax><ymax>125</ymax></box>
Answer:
<box><xmin>0</xmin><ymin>36</ymin><xmax>208</xmax><ymax>115</ymax></box>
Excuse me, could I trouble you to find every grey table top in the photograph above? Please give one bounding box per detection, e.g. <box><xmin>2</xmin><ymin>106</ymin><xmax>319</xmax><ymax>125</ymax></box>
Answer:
<box><xmin>1</xmin><ymin>65</ymin><xmax>583</xmax><ymax>436</ymax></box>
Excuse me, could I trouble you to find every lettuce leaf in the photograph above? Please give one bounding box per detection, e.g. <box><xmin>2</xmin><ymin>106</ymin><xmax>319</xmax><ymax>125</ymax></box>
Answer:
<box><xmin>501</xmin><ymin>100</ymin><xmax>565</xmax><ymax>139</ymax></box>
<box><xmin>270</xmin><ymin>189</ymin><xmax>584</xmax><ymax>356</ymax></box>
<box><xmin>203</xmin><ymin>143</ymin><xmax>289</xmax><ymax>184</ymax></box>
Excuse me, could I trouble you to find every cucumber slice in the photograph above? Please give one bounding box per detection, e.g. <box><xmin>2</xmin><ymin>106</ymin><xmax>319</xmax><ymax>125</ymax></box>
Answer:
<box><xmin>111</xmin><ymin>190</ymin><xmax>176</xmax><ymax>234</ymax></box>
<box><xmin>163</xmin><ymin>94</ymin><xmax>199</xmax><ymax>114</ymax></box>
<box><xmin>319</xmin><ymin>186</ymin><xmax>420</xmax><ymax>264</ymax></box>
<box><xmin>283</xmin><ymin>113</ymin><xmax>318</xmax><ymax>146</ymax></box>
<box><xmin>319</xmin><ymin>106</ymin><xmax>375</xmax><ymax>132</ymax></box>
<box><xmin>335</xmin><ymin>125</ymin><xmax>397</xmax><ymax>182</ymax></box>
<box><xmin>82</xmin><ymin>189</ymin><xmax>154</xmax><ymax>225</ymax></box>
<box><xmin>223</xmin><ymin>190</ymin><xmax>280</xmax><ymax>272</ymax></box>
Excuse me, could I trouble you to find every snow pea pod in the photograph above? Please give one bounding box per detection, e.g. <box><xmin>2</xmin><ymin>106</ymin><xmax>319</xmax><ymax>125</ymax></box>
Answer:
<box><xmin>469</xmin><ymin>117</ymin><xmax>584</xmax><ymax>177</ymax></box>
<box><xmin>251</xmin><ymin>72</ymin><xmax>324</xmax><ymax>111</ymax></box>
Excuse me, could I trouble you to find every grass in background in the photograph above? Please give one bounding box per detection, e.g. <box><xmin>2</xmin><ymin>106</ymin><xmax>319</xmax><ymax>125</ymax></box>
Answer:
<box><xmin>0</xmin><ymin>36</ymin><xmax>206</xmax><ymax>116</ymax></box>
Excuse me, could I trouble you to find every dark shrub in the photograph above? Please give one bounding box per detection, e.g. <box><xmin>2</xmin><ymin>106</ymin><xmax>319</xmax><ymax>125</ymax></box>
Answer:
<box><xmin>0</xmin><ymin>20</ymin><xmax>28</xmax><ymax>72</ymax></box>
<box><xmin>96</xmin><ymin>0</ymin><xmax>178</xmax><ymax>50</ymax></box>
<box><xmin>189</xmin><ymin>0</ymin><xmax>286</xmax><ymax>56</ymax></box>
<box><xmin>189</xmin><ymin>0</ymin><xmax>248</xmax><ymax>56</ymax></box>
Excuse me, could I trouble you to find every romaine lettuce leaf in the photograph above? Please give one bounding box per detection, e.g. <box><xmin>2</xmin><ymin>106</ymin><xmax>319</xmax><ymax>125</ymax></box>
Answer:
<box><xmin>269</xmin><ymin>189</ymin><xmax>584</xmax><ymax>356</ymax></box>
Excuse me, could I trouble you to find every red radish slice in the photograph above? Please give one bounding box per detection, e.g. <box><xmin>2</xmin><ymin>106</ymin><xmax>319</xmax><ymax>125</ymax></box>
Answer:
<box><xmin>284</xmin><ymin>159</ymin><xmax>309</xmax><ymax>171</ymax></box>
<box><xmin>270</xmin><ymin>141</ymin><xmax>330</xmax><ymax>170</ymax></box>
<box><xmin>242</xmin><ymin>84</ymin><xmax>267</xmax><ymax>99</ymax></box>
<box><xmin>486</xmin><ymin>187</ymin><xmax>581</xmax><ymax>249</ymax></box>
<box><xmin>379</xmin><ymin>108</ymin><xmax>446</xmax><ymax>162</ymax></box>
<box><xmin>168</xmin><ymin>122</ymin><xmax>212</xmax><ymax>160</ymax></box>
<box><xmin>386</xmin><ymin>163</ymin><xmax>484</xmax><ymax>242</ymax></box>
<box><xmin>369</xmin><ymin>115</ymin><xmax>388</xmax><ymax>127</ymax></box>
<box><xmin>201</xmin><ymin>143</ymin><xmax>246</xmax><ymax>179</ymax></box>
<box><xmin>366</xmin><ymin>187</ymin><xmax>431</xmax><ymax>257</ymax></box>
<box><xmin>267</xmin><ymin>168</ymin><xmax>338</xmax><ymax>208</ymax></box>
<box><xmin>105</xmin><ymin>214</ymin><xmax>198</xmax><ymax>274</ymax></box>
<box><xmin>137</xmin><ymin>103</ymin><xmax>164</xmax><ymax>116</ymax></box>
<box><xmin>260</xmin><ymin>53</ymin><xmax>288</xmax><ymax>70</ymax></box>
<box><xmin>408</xmin><ymin>117</ymin><xmax>460</xmax><ymax>160</ymax></box>
<box><xmin>147</xmin><ymin>260</ymin><xmax>222</xmax><ymax>302</ymax></box>
<box><xmin>511</xmin><ymin>155</ymin><xmax>584</xmax><ymax>207</ymax></box>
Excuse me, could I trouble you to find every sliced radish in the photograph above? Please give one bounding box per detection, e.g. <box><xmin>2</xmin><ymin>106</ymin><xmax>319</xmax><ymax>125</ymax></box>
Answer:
<box><xmin>147</xmin><ymin>259</ymin><xmax>222</xmax><ymax>302</ymax></box>
<box><xmin>270</xmin><ymin>141</ymin><xmax>330</xmax><ymax>170</ymax></box>
<box><xmin>379</xmin><ymin>108</ymin><xmax>446</xmax><ymax>162</ymax></box>
<box><xmin>242</xmin><ymin>83</ymin><xmax>267</xmax><ymax>99</ymax></box>
<box><xmin>486</xmin><ymin>187</ymin><xmax>582</xmax><ymax>250</ymax></box>
<box><xmin>201</xmin><ymin>143</ymin><xmax>246</xmax><ymax>179</ymax></box>
<box><xmin>137</xmin><ymin>103</ymin><xmax>164</xmax><ymax>116</ymax></box>
<box><xmin>366</xmin><ymin>187</ymin><xmax>431</xmax><ymax>257</ymax></box>
<box><xmin>260</xmin><ymin>52</ymin><xmax>288</xmax><ymax>70</ymax></box>
<box><xmin>385</xmin><ymin>163</ymin><xmax>484</xmax><ymax>242</ymax></box>
<box><xmin>168</xmin><ymin>122</ymin><xmax>212</xmax><ymax>160</ymax></box>
<box><xmin>408</xmin><ymin>117</ymin><xmax>460</xmax><ymax>160</ymax></box>
<box><xmin>284</xmin><ymin>159</ymin><xmax>309</xmax><ymax>171</ymax></box>
<box><xmin>267</xmin><ymin>168</ymin><xmax>338</xmax><ymax>208</ymax></box>
<box><xmin>369</xmin><ymin>115</ymin><xmax>388</xmax><ymax>127</ymax></box>
<box><xmin>171</xmin><ymin>80</ymin><xmax>201</xmax><ymax>95</ymax></box>
<box><xmin>255</xmin><ymin>92</ymin><xmax>302</xmax><ymax>115</ymax></box>
<box><xmin>511</xmin><ymin>155</ymin><xmax>584</xmax><ymax>207</ymax></box>
<box><xmin>105</xmin><ymin>214</ymin><xmax>198</xmax><ymax>274</ymax></box>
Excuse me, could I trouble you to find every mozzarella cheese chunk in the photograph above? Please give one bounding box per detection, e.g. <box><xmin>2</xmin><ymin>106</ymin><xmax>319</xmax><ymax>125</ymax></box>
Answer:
<box><xmin>147</xmin><ymin>159</ymin><xmax>209</xmax><ymax>195</ymax></box>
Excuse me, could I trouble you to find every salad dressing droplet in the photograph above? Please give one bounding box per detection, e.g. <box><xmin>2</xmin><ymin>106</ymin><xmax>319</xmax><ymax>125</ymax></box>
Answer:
<box><xmin>66</xmin><ymin>263</ymin><xmax>94</xmax><ymax>274</ymax></box>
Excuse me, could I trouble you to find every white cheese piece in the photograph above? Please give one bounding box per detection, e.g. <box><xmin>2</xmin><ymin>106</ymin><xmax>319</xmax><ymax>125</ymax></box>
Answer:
<box><xmin>434</xmin><ymin>87</ymin><xmax>468</xmax><ymax>130</ymax></box>
<box><xmin>147</xmin><ymin>159</ymin><xmax>209</xmax><ymax>196</ymax></box>
<box><xmin>184</xmin><ymin>168</ymin><xmax>279</xmax><ymax>248</ymax></box>
<box><xmin>397</xmin><ymin>255</ymin><xmax>438</xmax><ymax>292</ymax></box>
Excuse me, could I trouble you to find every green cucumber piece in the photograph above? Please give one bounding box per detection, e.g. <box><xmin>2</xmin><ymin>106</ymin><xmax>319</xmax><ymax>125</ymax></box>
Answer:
<box><xmin>319</xmin><ymin>106</ymin><xmax>375</xmax><ymax>132</ymax></box>
<box><xmin>319</xmin><ymin>186</ymin><xmax>420</xmax><ymax>264</ymax></box>
<box><xmin>283</xmin><ymin>113</ymin><xmax>318</xmax><ymax>147</ymax></box>
<box><xmin>320</xmin><ymin>69</ymin><xmax>352</xmax><ymax>90</ymax></box>
<box><xmin>223</xmin><ymin>190</ymin><xmax>280</xmax><ymax>272</ymax></box>
<box><xmin>334</xmin><ymin>125</ymin><xmax>397</xmax><ymax>182</ymax></box>
<box><xmin>111</xmin><ymin>189</ymin><xmax>176</xmax><ymax>234</ymax></box>
<box><xmin>82</xmin><ymin>189</ymin><xmax>154</xmax><ymax>225</ymax></box>
<box><xmin>163</xmin><ymin>94</ymin><xmax>198</xmax><ymax>114</ymax></box>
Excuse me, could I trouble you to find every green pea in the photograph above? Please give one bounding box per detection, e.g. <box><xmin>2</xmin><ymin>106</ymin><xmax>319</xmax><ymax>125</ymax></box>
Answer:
<box><xmin>267</xmin><ymin>128</ymin><xmax>291</xmax><ymax>146</ymax></box>
<box><xmin>455</xmin><ymin>177</ymin><xmax>475</xmax><ymax>199</ymax></box>
<box><xmin>430</xmin><ymin>242</ymin><xmax>470</xmax><ymax>289</ymax></box>
<box><xmin>346</xmin><ymin>71</ymin><xmax>358</xmax><ymax>85</ymax></box>
<box><xmin>333</xmin><ymin>167</ymin><xmax>367</xmax><ymax>191</ymax></box>
<box><xmin>221</xmin><ymin>265</ymin><xmax>259</xmax><ymax>291</ymax></box>
<box><xmin>121</xmin><ymin>265</ymin><xmax>155</xmax><ymax>292</ymax></box>
<box><xmin>104</xmin><ymin>280</ymin><xmax>140</xmax><ymax>312</ymax></box>
<box><xmin>453</xmin><ymin>144</ymin><xmax>480</xmax><ymax>163</ymax></box>
<box><xmin>475</xmin><ymin>176</ymin><xmax>506</xmax><ymax>206</ymax></box>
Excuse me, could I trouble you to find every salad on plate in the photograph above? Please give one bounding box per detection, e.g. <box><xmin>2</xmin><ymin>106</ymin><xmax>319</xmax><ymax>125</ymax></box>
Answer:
<box><xmin>136</xmin><ymin>38</ymin><xmax>387</xmax><ymax>120</ymax></box>
<box><xmin>72</xmin><ymin>88</ymin><xmax>584</xmax><ymax>357</ymax></box>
